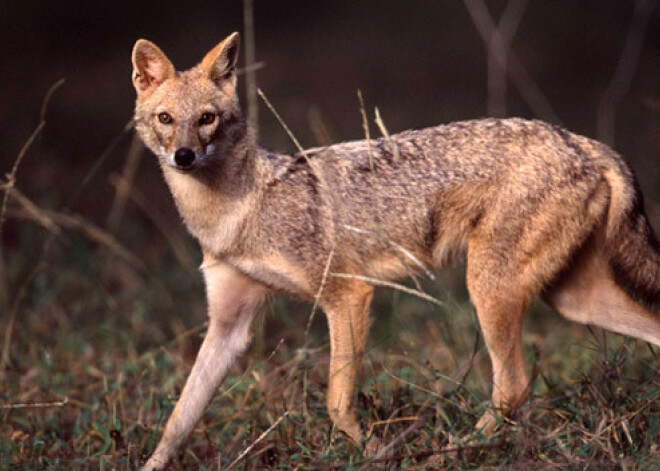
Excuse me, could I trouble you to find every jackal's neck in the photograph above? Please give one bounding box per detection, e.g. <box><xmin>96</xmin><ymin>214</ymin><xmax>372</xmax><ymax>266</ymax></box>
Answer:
<box><xmin>161</xmin><ymin>125</ymin><xmax>263</xmax><ymax>256</ymax></box>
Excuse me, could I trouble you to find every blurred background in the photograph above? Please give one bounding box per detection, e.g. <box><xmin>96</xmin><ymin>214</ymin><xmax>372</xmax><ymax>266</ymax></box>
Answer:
<box><xmin>2</xmin><ymin>0</ymin><xmax>660</xmax><ymax>412</ymax></box>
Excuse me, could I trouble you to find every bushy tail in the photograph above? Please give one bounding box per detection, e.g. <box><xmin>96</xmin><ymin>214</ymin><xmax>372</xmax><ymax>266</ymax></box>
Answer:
<box><xmin>603</xmin><ymin>168</ymin><xmax>660</xmax><ymax>309</ymax></box>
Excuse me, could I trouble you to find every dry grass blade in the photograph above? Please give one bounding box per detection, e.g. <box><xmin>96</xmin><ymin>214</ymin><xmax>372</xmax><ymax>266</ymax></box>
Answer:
<box><xmin>374</xmin><ymin>107</ymin><xmax>400</xmax><ymax>162</ymax></box>
<box><xmin>357</xmin><ymin>89</ymin><xmax>374</xmax><ymax>171</ymax></box>
<box><xmin>243</xmin><ymin>0</ymin><xmax>259</xmax><ymax>138</ymax></box>
<box><xmin>330</xmin><ymin>272</ymin><xmax>445</xmax><ymax>307</ymax></box>
<box><xmin>67</xmin><ymin>119</ymin><xmax>134</xmax><ymax>209</ymax></box>
<box><xmin>236</xmin><ymin>61</ymin><xmax>265</xmax><ymax>76</ymax></box>
<box><xmin>225</xmin><ymin>411</ymin><xmax>289</xmax><ymax>470</ymax></box>
<box><xmin>257</xmin><ymin>88</ymin><xmax>306</xmax><ymax>156</ymax></box>
<box><xmin>257</xmin><ymin>87</ymin><xmax>335</xmax><ymax>236</ymax></box>
<box><xmin>370</xmin><ymin>417</ymin><xmax>425</xmax><ymax>463</ymax></box>
<box><xmin>343</xmin><ymin>224</ymin><xmax>435</xmax><ymax>280</ymax></box>
<box><xmin>0</xmin><ymin>78</ymin><xmax>65</xmax><ymax>239</ymax></box>
<box><xmin>107</xmin><ymin>134</ymin><xmax>143</xmax><ymax>232</ymax></box>
<box><xmin>0</xmin><ymin>262</ymin><xmax>48</xmax><ymax>383</ymax></box>
<box><xmin>305</xmin><ymin>246</ymin><xmax>335</xmax><ymax>339</ymax></box>
<box><xmin>308</xmin><ymin>106</ymin><xmax>333</xmax><ymax>146</ymax></box>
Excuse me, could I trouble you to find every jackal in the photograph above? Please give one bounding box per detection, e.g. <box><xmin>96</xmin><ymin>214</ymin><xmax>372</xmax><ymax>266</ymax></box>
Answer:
<box><xmin>132</xmin><ymin>33</ymin><xmax>660</xmax><ymax>469</ymax></box>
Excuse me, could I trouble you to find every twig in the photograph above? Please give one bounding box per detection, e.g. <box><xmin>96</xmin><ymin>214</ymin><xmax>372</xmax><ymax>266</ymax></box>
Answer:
<box><xmin>367</xmin><ymin>416</ymin><xmax>420</xmax><ymax>438</ymax></box>
<box><xmin>0</xmin><ymin>78</ymin><xmax>65</xmax><ymax>239</ymax></box>
<box><xmin>330</xmin><ymin>272</ymin><xmax>445</xmax><ymax>307</ymax></box>
<box><xmin>5</xmin><ymin>187</ymin><xmax>61</xmax><ymax>236</ymax></box>
<box><xmin>6</xmin><ymin>199</ymin><xmax>145</xmax><ymax>273</ymax></box>
<box><xmin>243</xmin><ymin>0</ymin><xmax>259</xmax><ymax>138</ymax></box>
<box><xmin>225</xmin><ymin>411</ymin><xmax>289</xmax><ymax>470</ymax></box>
<box><xmin>597</xmin><ymin>0</ymin><xmax>658</xmax><ymax>145</ymax></box>
<box><xmin>1</xmin><ymin>396</ymin><xmax>69</xmax><ymax>410</ymax></box>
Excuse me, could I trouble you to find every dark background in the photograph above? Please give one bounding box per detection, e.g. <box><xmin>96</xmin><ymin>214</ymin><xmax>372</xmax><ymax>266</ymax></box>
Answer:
<box><xmin>2</xmin><ymin>0</ymin><xmax>660</xmax><ymax>321</ymax></box>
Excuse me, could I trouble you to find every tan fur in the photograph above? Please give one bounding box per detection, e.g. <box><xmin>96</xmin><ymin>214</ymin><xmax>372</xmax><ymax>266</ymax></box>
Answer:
<box><xmin>133</xmin><ymin>34</ymin><xmax>660</xmax><ymax>469</ymax></box>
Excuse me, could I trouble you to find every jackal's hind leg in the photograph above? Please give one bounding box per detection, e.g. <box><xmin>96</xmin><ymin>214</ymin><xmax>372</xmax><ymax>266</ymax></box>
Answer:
<box><xmin>467</xmin><ymin>250</ymin><xmax>531</xmax><ymax>435</ymax></box>
<box><xmin>545</xmin><ymin>233</ymin><xmax>660</xmax><ymax>348</ymax></box>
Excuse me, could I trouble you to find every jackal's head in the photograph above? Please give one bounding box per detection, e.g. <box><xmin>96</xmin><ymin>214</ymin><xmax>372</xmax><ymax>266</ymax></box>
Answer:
<box><xmin>131</xmin><ymin>33</ymin><xmax>245</xmax><ymax>173</ymax></box>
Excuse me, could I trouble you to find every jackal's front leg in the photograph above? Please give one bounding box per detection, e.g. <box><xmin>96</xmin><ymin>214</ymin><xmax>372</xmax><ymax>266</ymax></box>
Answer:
<box><xmin>324</xmin><ymin>282</ymin><xmax>375</xmax><ymax>452</ymax></box>
<box><xmin>144</xmin><ymin>261</ymin><xmax>267</xmax><ymax>470</ymax></box>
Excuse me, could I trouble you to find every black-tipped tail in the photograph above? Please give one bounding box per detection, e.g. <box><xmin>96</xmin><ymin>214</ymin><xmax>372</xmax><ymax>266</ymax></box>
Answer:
<box><xmin>604</xmin><ymin>169</ymin><xmax>660</xmax><ymax>310</ymax></box>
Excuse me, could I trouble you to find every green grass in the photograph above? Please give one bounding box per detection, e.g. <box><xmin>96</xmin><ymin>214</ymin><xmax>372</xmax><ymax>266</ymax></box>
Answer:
<box><xmin>3</xmin><ymin>229</ymin><xmax>660</xmax><ymax>469</ymax></box>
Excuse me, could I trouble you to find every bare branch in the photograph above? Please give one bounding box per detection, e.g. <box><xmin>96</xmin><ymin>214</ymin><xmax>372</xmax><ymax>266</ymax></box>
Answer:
<box><xmin>0</xmin><ymin>78</ymin><xmax>65</xmax><ymax>239</ymax></box>
<box><xmin>486</xmin><ymin>0</ymin><xmax>529</xmax><ymax>117</ymax></box>
<box><xmin>597</xmin><ymin>0</ymin><xmax>658</xmax><ymax>145</ymax></box>
<box><xmin>463</xmin><ymin>0</ymin><xmax>560</xmax><ymax>123</ymax></box>
<box><xmin>6</xmin><ymin>189</ymin><xmax>146</xmax><ymax>273</ymax></box>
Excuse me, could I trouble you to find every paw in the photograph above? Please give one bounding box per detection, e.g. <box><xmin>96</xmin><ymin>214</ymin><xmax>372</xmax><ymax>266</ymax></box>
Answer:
<box><xmin>142</xmin><ymin>454</ymin><xmax>169</xmax><ymax>471</ymax></box>
<box><xmin>474</xmin><ymin>409</ymin><xmax>500</xmax><ymax>437</ymax></box>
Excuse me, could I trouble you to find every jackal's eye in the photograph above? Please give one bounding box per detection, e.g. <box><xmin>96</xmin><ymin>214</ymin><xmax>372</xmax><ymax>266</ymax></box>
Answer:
<box><xmin>199</xmin><ymin>113</ymin><xmax>216</xmax><ymax>126</ymax></box>
<box><xmin>158</xmin><ymin>112</ymin><xmax>173</xmax><ymax>124</ymax></box>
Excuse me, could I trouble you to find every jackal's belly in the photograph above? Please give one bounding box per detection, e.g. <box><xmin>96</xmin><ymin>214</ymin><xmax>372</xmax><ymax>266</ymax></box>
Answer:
<box><xmin>228</xmin><ymin>254</ymin><xmax>313</xmax><ymax>297</ymax></box>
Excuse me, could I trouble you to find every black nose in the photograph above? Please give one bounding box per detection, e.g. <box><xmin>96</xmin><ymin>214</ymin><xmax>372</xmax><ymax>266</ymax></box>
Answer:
<box><xmin>174</xmin><ymin>148</ymin><xmax>196</xmax><ymax>168</ymax></box>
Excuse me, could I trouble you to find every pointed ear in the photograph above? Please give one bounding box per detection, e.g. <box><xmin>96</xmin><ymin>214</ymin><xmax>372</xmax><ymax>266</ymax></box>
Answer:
<box><xmin>201</xmin><ymin>32</ymin><xmax>240</xmax><ymax>87</ymax></box>
<box><xmin>132</xmin><ymin>39</ymin><xmax>176</xmax><ymax>96</ymax></box>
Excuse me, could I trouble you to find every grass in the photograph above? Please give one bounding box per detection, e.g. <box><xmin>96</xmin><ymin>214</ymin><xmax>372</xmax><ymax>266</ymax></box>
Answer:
<box><xmin>3</xmin><ymin>228</ymin><xmax>660</xmax><ymax>469</ymax></box>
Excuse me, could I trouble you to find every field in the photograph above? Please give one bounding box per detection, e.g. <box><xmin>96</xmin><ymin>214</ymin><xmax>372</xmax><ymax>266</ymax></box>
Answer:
<box><xmin>4</xmin><ymin>236</ymin><xmax>660</xmax><ymax>470</ymax></box>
